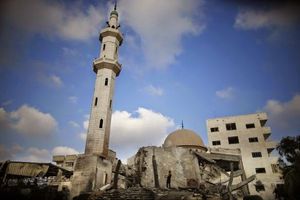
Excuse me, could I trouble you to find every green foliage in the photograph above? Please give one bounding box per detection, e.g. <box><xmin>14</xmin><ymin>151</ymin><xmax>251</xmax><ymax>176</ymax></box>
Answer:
<box><xmin>277</xmin><ymin>136</ymin><xmax>300</xmax><ymax>164</ymax></box>
<box><xmin>276</xmin><ymin>136</ymin><xmax>300</xmax><ymax>177</ymax></box>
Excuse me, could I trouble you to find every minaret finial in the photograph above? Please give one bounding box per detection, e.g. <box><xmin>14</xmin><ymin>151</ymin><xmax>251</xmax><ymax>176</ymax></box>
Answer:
<box><xmin>181</xmin><ymin>120</ymin><xmax>184</xmax><ymax>129</ymax></box>
<box><xmin>114</xmin><ymin>1</ymin><xmax>117</xmax><ymax>11</ymax></box>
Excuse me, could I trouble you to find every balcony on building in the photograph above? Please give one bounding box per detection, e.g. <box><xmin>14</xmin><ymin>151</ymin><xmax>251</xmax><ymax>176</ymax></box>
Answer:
<box><xmin>262</xmin><ymin>127</ymin><xmax>271</xmax><ymax>140</ymax></box>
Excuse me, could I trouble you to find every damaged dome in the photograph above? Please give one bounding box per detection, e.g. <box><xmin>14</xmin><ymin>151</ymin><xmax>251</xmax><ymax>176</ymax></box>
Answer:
<box><xmin>163</xmin><ymin>129</ymin><xmax>207</xmax><ymax>151</ymax></box>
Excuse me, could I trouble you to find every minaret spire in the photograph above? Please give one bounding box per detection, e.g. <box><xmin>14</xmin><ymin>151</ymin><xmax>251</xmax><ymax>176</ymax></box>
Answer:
<box><xmin>84</xmin><ymin>3</ymin><xmax>123</xmax><ymax>158</ymax></box>
<box><xmin>181</xmin><ymin>120</ymin><xmax>184</xmax><ymax>129</ymax></box>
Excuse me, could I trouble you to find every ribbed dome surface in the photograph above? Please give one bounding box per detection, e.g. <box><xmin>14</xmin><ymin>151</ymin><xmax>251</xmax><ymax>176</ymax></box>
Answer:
<box><xmin>163</xmin><ymin>129</ymin><xmax>206</xmax><ymax>150</ymax></box>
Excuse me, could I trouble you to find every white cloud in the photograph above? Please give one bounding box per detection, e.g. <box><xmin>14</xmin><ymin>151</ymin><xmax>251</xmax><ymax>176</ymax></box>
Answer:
<box><xmin>62</xmin><ymin>47</ymin><xmax>78</xmax><ymax>57</ymax></box>
<box><xmin>216</xmin><ymin>87</ymin><xmax>234</xmax><ymax>99</ymax></box>
<box><xmin>69</xmin><ymin>121</ymin><xmax>80</xmax><ymax>128</ymax></box>
<box><xmin>263</xmin><ymin>94</ymin><xmax>300</xmax><ymax>131</ymax></box>
<box><xmin>235</xmin><ymin>4</ymin><xmax>300</xmax><ymax>30</ymax></box>
<box><xmin>3</xmin><ymin>0</ymin><xmax>105</xmax><ymax>41</ymax></box>
<box><xmin>145</xmin><ymin>85</ymin><xmax>164</xmax><ymax>96</ymax></box>
<box><xmin>79</xmin><ymin>132</ymin><xmax>87</xmax><ymax>141</ymax></box>
<box><xmin>118</xmin><ymin>0</ymin><xmax>205</xmax><ymax>69</ymax></box>
<box><xmin>19</xmin><ymin>147</ymin><xmax>51</xmax><ymax>162</ymax></box>
<box><xmin>0</xmin><ymin>105</ymin><xmax>57</xmax><ymax>136</ymax></box>
<box><xmin>0</xmin><ymin>144</ymin><xmax>24</xmax><ymax>161</ymax></box>
<box><xmin>49</xmin><ymin>75</ymin><xmax>63</xmax><ymax>88</ymax></box>
<box><xmin>52</xmin><ymin>146</ymin><xmax>79</xmax><ymax>156</ymax></box>
<box><xmin>69</xmin><ymin>96</ymin><xmax>78</xmax><ymax>104</ymax></box>
<box><xmin>37</xmin><ymin>73</ymin><xmax>63</xmax><ymax>88</ymax></box>
<box><xmin>78</xmin><ymin>115</ymin><xmax>89</xmax><ymax>141</ymax></box>
<box><xmin>110</xmin><ymin>107</ymin><xmax>175</xmax><ymax>160</ymax></box>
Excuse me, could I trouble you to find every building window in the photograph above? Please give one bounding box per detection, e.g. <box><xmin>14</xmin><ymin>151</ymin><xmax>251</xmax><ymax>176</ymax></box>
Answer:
<box><xmin>105</xmin><ymin>78</ymin><xmax>108</xmax><ymax>86</ymax></box>
<box><xmin>99</xmin><ymin>119</ymin><xmax>103</xmax><ymax>128</ymax></box>
<box><xmin>246</xmin><ymin>123</ymin><xmax>255</xmax><ymax>129</ymax></box>
<box><xmin>249</xmin><ymin>137</ymin><xmax>258</xmax><ymax>143</ymax></box>
<box><xmin>212</xmin><ymin>140</ymin><xmax>221</xmax><ymax>146</ymax></box>
<box><xmin>103</xmin><ymin>44</ymin><xmax>106</xmax><ymax>51</ymax></box>
<box><xmin>109</xmin><ymin>100</ymin><xmax>112</xmax><ymax>108</ymax></box>
<box><xmin>252</xmin><ymin>152</ymin><xmax>262</xmax><ymax>158</ymax></box>
<box><xmin>94</xmin><ymin>97</ymin><xmax>98</xmax><ymax>106</ymax></box>
<box><xmin>271</xmin><ymin>164</ymin><xmax>279</xmax><ymax>173</ymax></box>
<box><xmin>255</xmin><ymin>184</ymin><xmax>265</xmax><ymax>192</ymax></box>
<box><xmin>255</xmin><ymin>168</ymin><xmax>266</xmax><ymax>173</ymax></box>
<box><xmin>210</xmin><ymin>127</ymin><xmax>219</xmax><ymax>132</ymax></box>
<box><xmin>228</xmin><ymin>136</ymin><xmax>239</xmax><ymax>144</ymax></box>
<box><xmin>226</xmin><ymin>123</ymin><xmax>236</xmax><ymax>130</ymax></box>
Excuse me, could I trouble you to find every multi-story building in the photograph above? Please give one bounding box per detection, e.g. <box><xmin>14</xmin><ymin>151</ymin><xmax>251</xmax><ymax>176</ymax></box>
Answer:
<box><xmin>206</xmin><ymin>112</ymin><xmax>282</xmax><ymax>199</ymax></box>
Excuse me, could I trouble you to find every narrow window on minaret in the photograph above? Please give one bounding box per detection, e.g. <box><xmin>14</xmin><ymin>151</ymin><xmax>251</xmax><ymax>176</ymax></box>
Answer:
<box><xmin>94</xmin><ymin>97</ymin><xmax>98</xmax><ymax>106</ymax></box>
<box><xmin>99</xmin><ymin>119</ymin><xmax>103</xmax><ymax>128</ymax></box>
<box><xmin>105</xmin><ymin>78</ymin><xmax>108</xmax><ymax>86</ymax></box>
<box><xmin>103</xmin><ymin>44</ymin><xmax>106</xmax><ymax>51</ymax></box>
<box><xmin>109</xmin><ymin>100</ymin><xmax>112</xmax><ymax>108</ymax></box>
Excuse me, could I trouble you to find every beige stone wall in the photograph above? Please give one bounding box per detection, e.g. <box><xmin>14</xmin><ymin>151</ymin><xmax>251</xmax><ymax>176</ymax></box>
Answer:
<box><xmin>70</xmin><ymin>155</ymin><xmax>112</xmax><ymax>199</ymax></box>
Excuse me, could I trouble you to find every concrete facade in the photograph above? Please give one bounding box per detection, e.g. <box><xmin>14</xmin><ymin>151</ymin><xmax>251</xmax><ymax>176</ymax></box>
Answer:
<box><xmin>206</xmin><ymin>112</ymin><xmax>282</xmax><ymax>199</ymax></box>
<box><xmin>84</xmin><ymin>7</ymin><xmax>123</xmax><ymax>158</ymax></box>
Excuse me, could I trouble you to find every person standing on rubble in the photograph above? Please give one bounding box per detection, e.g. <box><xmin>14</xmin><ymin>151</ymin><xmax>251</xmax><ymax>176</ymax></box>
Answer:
<box><xmin>166</xmin><ymin>170</ymin><xmax>172</xmax><ymax>189</ymax></box>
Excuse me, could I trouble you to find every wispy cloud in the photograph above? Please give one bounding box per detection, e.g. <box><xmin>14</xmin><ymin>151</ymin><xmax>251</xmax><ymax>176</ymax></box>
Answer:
<box><xmin>0</xmin><ymin>105</ymin><xmax>57</xmax><ymax>136</ymax></box>
<box><xmin>263</xmin><ymin>94</ymin><xmax>300</xmax><ymax>132</ymax></box>
<box><xmin>2</xmin><ymin>0</ymin><xmax>105</xmax><ymax>41</ymax></box>
<box><xmin>144</xmin><ymin>85</ymin><xmax>164</xmax><ymax>96</ymax></box>
<box><xmin>235</xmin><ymin>3</ymin><xmax>300</xmax><ymax>30</ymax></box>
<box><xmin>69</xmin><ymin>96</ymin><xmax>78</xmax><ymax>104</ymax></box>
<box><xmin>118</xmin><ymin>0</ymin><xmax>205</xmax><ymax>69</ymax></box>
<box><xmin>216</xmin><ymin>87</ymin><xmax>234</xmax><ymax>99</ymax></box>
<box><xmin>68</xmin><ymin>121</ymin><xmax>80</xmax><ymax>128</ymax></box>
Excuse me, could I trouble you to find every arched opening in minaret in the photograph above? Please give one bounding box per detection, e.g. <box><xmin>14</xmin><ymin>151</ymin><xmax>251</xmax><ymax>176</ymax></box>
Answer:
<box><xmin>94</xmin><ymin>97</ymin><xmax>98</xmax><ymax>106</ymax></box>
<box><xmin>99</xmin><ymin>119</ymin><xmax>103</xmax><ymax>128</ymax></box>
<box><xmin>105</xmin><ymin>78</ymin><xmax>108</xmax><ymax>86</ymax></box>
<box><xmin>103</xmin><ymin>44</ymin><xmax>106</xmax><ymax>51</ymax></box>
<box><xmin>109</xmin><ymin>100</ymin><xmax>112</xmax><ymax>109</ymax></box>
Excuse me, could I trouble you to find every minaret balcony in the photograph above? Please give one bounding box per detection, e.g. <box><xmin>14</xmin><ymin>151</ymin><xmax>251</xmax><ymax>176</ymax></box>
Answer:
<box><xmin>93</xmin><ymin>57</ymin><xmax>122</xmax><ymax>76</ymax></box>
<box><xmin>99</xmin><ymin>28</ymin><xmax>123</xmax><ymax>45</ymax></box>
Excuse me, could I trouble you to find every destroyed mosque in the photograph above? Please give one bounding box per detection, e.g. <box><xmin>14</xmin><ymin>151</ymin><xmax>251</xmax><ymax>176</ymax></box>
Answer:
<box><xmin>0</xmin><ymin>4</ymin><xmax>282</xmax><ymax>200</ymax></box>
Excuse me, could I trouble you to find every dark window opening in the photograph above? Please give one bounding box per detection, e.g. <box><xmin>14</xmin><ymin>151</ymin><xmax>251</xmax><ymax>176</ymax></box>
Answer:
<box><xmin>210</xmin><ymin>127</ymin><xmax>219</xmax><ymax>132</ymax></box>
<box><xmin>94</xmin><ymin>97</ymin><xmax>98</xmax><ymax>106</ymax></box>
<box><xmin>226</xmin><ymin>123</ymin><xmax>236</xmax><ymax>130</ymax></box>
<box><xmin>255</xmin><ymin>168</ymin><xmax>266</xmax><ymax>173</ymax></box>
<box><xmin>246</xmin><ymin>123</ymin><xmax>255</xmax><ymax>129</ymax></box>
<box><xmin>260</xmin><ymin>119</ymin><xmax>267</xmax><ymax>127</ymax></box>
<box><xmin>212</xmin><ymin>140</ymin><xmax>221</xmax><ymax>146</ymax></box>
<box><xmin>103</xmin><ymin>44</ymin><xmax>106</xmax><ymax>51</ymax></box>
<box><xmin>99</xmin><ymin>119</ymin><xmax>103</xmax><ymax>128</ymax></box>
<box><xmin>252</xmin><ymin>152</ymin><xmax>262</xmax><ymax>158</ymax></box>
<box><xmin>110</xmin><ymin>100</ymin><xmax>112</xmax><ymax>108</ymax></box>
<box><xmin>249</xmin><ymin>137</ymin><xmax>259</xmax><ymax>143</ymax></box>
<box><xmin>105</xmin><ymin>78</ymin><xmax>108</xmax><ymax>86</ymax></box>
<box><xmin>255</xmin><ymin>184</ymin><xmax>265</xmax><ymax>192</ymax></box>
<box><xmin>228</xmin><ymin>136</ymin><xmax>239</xmax><ymax>144</ymax></box>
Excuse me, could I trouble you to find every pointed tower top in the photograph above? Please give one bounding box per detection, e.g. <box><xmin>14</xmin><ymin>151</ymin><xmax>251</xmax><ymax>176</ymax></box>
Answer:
<box><xmin>114</xmin><ymin>1</ymin><xmax>117</xmax><ymax>11</ymax></box>
<box><xmin>181</xmin><ymin>120</ymin><xmax>184</xmax><ymax>129</ymax></box>
<box><xmin>110</xmin><ymin>1</ymin><xmax>118</xmax><ymax>17</ymax></box>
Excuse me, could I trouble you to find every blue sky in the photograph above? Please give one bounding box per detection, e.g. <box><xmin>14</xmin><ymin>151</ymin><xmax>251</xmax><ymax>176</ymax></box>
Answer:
<box><xmin>0</xmin><ymin>0</ymin><xmax>299</xmax><ymax>162</ymax></box>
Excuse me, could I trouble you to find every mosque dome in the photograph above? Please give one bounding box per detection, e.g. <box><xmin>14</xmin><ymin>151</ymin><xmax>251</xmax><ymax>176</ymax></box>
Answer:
<box><xmin>163</xmin><ymin>129</ymin><xmax>207</xmax><ymax>151</ymax></box>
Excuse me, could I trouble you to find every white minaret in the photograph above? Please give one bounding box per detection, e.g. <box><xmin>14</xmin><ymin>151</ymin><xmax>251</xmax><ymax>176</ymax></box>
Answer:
<box><xmin>85</xmin><ymin>3</ymin><xmax>123</xmax><ymax>158</ymax></box>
